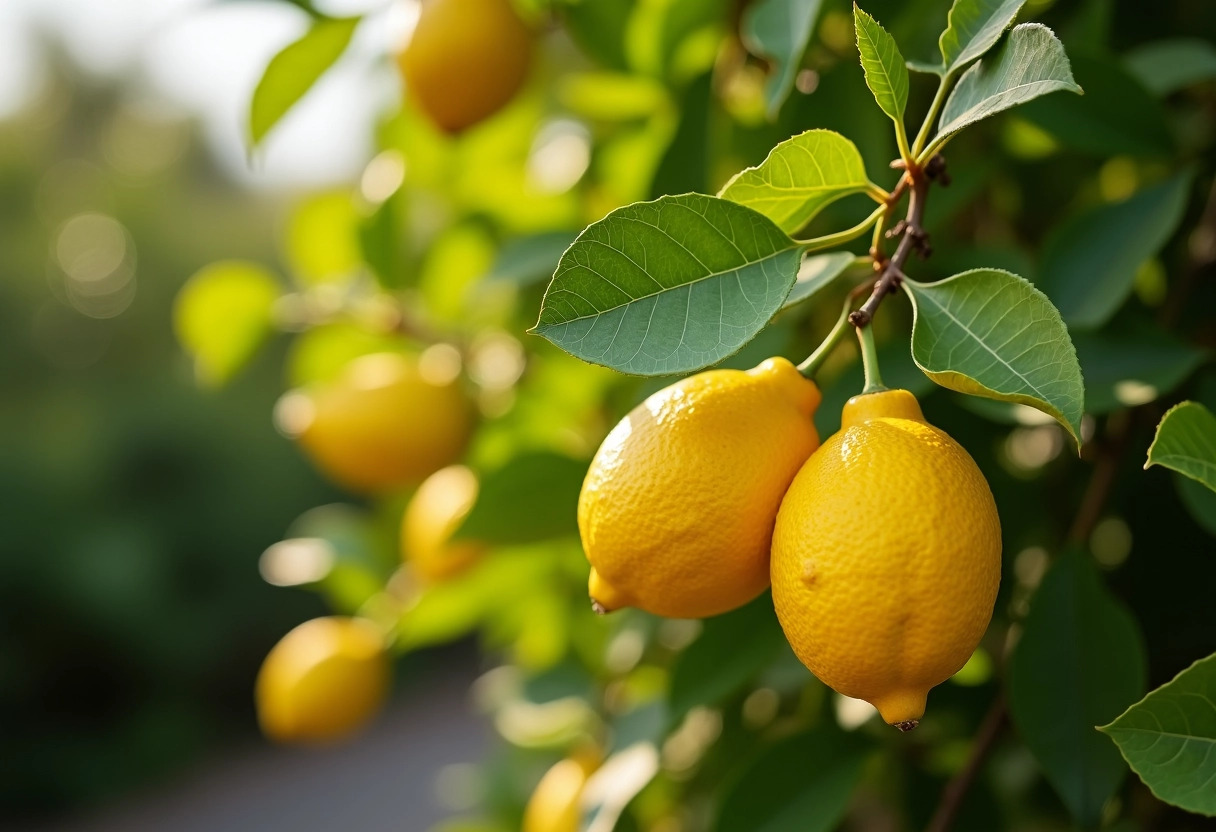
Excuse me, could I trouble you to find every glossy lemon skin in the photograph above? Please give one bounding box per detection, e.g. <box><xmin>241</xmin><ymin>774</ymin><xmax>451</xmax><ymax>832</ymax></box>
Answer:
<box><xmin>402</xmin><ymin>464</ymin><xmax>485</xmax><ymax>582</ymax></box>
<box><xmin>771</xmin><ymin>389</ymin><xmax>1001</xmax><ymax>726</ymax></box>
<box><xmin>522</xmin><ymin>752</ymin><xmax>598</xmax><ymax>832</ymax></box>
<box><xmin>579</xmin><ymin>358</ymin><xmax>821</xmax><ymax>619</ymax></box>
<box><xmin>399</xmin><ymin>0</ymin><xmax>533</xmax><ymax>133</ymax></box>
<box><xmin>256</xmin><ymin>617</ymin><xmax>390</xmax><ymax>743</ymax></box>
<box><xmin>291</xmin><ymin>352</ymin><xmax>474</xmax><ymax>494</ymax></box>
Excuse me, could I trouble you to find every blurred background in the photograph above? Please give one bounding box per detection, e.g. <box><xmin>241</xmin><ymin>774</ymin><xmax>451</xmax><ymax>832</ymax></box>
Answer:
<box><xmin>3</xmin><ymin>0</ymin><xmax>1215</xmax><ymax>830</ymax></box>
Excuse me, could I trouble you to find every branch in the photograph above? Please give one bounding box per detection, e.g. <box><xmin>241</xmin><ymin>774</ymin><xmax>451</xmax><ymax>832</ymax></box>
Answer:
<box><xmin>850</xmin><ymin>157</ymin><xmax>944</xmax><ymax>328</ymax></box>
<box><xmin>924</xmin><ymin>694</ymin><xmax>1007</xmax><ymax>832</ymax></box>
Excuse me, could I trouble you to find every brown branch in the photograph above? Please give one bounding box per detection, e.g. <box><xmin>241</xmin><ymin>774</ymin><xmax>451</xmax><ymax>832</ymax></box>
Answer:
<box><xmin>850</xmin><ymin>159</ymin><xmax>938</xmax><ymax>328</ymax></box>
<box><xmin>924</xmin><ymin>694</ymin><xmax>1007</xmax><ymax>832</ymax></box>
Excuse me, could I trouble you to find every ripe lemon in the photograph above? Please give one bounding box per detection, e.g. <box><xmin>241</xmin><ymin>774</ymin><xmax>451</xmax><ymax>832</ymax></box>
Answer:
<box><xmin>256</xmin><ymin>616</ymin><xmax>390</xmax><ymax>743</ymax></box>
<box><xmin>523</xmin><ymin>748</ymin><xmax>600</xmax><ymax>832</ymax></box>
<box><xmin>401</xmin><ymin>464</ymin><xmax>485</xmax><ymax>582</ymax></box>
<box><xmin>579</xmin><ymin>358</ymin><xmax>821</xmax><ymax>619</ymax></box>
<box><xmin>279</xmin><ymin>352</ymin><xmax>474</xmax><ymax>494</ymax></box>
<box><xmin>398</xmin><ymin>0</ymin><xmax>533</xmax><ymax>133</ymax></box>
<box><xmin>771</xmin><ymin>389</ymin><xmax>1001</xmax><ymax>728</ymax></box>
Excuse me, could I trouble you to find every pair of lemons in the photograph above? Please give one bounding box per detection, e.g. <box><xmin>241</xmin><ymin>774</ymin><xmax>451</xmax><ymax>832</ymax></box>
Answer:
<box><xmin>579</xmin><ymin>357</ymin><xmax>1002</xmax><ymax>728</ymax></box>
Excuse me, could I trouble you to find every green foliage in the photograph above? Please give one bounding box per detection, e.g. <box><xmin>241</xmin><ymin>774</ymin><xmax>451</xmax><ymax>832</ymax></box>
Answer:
<box><xmin>1123</xmin><ymin>38</ymin><xmax>1216</xmax><ymax>97</ymax></box>
<box><xmin>781</xmin><ymin>252</ymin><xmax>858</xmax><ymax>311</ymax></box>
<box><xmin>935</xmin><ymin>0</ymin><xmax>1026</xmax><ymax>76</ymax></box>
<box><xmin>1039</xmin><ymin>173</ymin><xmax>1192</xmax><ymax>330</ymax></box>
<box><xmin>740</xmin><ymin>0</ymin><xmax>824</xmax><ymax>120</ymax></box>
<box><xmin>455</xmin><ymin>452</ymin><xmax>586</xmax><ymax>545</ymax></box>
<box><xmin>533</xmin><ymin>194</ymin><xmax>801</xmax><ymax>375</ymax></box>
<box><xmin>718</xmin><ymin>129</ymin><xmax>874</xmax><ymax>235</ymax></box>
<box><xmin>905</xmin><ymin>269</ymin><xmax>1084</xmax><ymax>444</ymax></box>
<box><xmin>854</xmin><ymin>7</ymin><xmax>909</xmax><ymax>125</ymax></box>
<box><xmin>1145</xmin><ymin>401</ymin><xmax>1216</xmax><ymax>493</ymax></box>
<box><xmin>173</xmin><ymin>261</ymin><xmax>281</xmax><ymax>386</ymax></box>
<box><xmin>1073</xmin><ymin>327</ymin><xmax>1207</xmax><ymax>414</ymax></box>
<box><xmin>1101</xmin><ymin>653</ymin><xmax>1216</xmax><ymax>817</ymax></box>
<box><xmin>249</xmin><ymin>16</ymin><xmax>360</xmax><ymax>146</ymax></box>
<box><xmin>1009</xmin><ymin>551</ymin><xmax>1147</xmax><ymax>828</ymax></box>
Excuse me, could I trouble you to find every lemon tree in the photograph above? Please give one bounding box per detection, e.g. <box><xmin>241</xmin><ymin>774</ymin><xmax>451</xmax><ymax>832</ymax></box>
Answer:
<box><xmin>172</xmin><ymin>0</ymin><xmax>1216</xmax><ymax>828</ymax></box>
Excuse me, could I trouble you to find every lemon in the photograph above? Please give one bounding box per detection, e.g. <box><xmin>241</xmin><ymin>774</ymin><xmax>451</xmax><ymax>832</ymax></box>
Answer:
<box><xmin>402</xmin><ymin>464</ymin><xmax>485</xmax><ymax>582</ymax></box>
<box><xmin>771</xmin><ymin>389</ymin><xmax>1001</xmax><ymax>728</ymax></box>
<box><xmin>256</xmin><ymin>616</ymin><xmax>390</xmax><ymax>743</ymax></box>
<box><xmin>399</xmin><ymin>0</ymin><xmax>533</xmax><ymax>133</ymax></box>
<box><xmin>579</xmin><ymin>358</ymin><xmax>821</xmax><ymax>619</ymax></box>
<box><xmin>279</xmin><ymin>352</ymin><xmax>474</xmax><ymax>494</ymax></box>
<box><xmin>523</xmin><ymin>748</ymin><xmax>600</xmax><ymax>832</ymax></box>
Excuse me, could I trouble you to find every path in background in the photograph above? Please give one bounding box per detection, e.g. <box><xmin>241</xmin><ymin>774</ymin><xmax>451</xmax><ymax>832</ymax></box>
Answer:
<box><xmin>34</xmin><ymin>654</ymin><xmax>489</xmax><ymax>832</ymax></box>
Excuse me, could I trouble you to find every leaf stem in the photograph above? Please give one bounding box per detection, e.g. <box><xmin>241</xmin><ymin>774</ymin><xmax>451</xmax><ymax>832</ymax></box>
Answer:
<box><xmin>896</xmin><ymin>120</ymin><xmax>914</xmax><ymax>167</ymax></box>
<box><xmin>798</xmin><ymin>290</ymin><xmax>861</xmax><ymax>379</ymax></box>
<box><xmin>796</xmin><ymin>206</ymin><xmax>886</xmax><ymax>253</ymax></box>
<box><xmin>857</xmin><ymin>324</ymin><xmax>887</xmax><ymax>393</ymax></box>
<box><xmin>911</xmin><ymin>74</ymin><xmax>951</xmax><ymax>158</ymax></box>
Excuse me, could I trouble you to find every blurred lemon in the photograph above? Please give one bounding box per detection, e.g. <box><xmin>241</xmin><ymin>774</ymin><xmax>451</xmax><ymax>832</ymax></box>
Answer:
<box><xmin>399</xmin><ymin>0</ymin><xmax>534</xmax><ymax>133</ymax></box>
<box><xmin>523</xmin><ymin>747</ymin><xmax>600</xmax><ymax>832</ymax></box>
<box><xmin>579</xmin><ymin>358</ymin><xmax>821</xmax><ymax>618</ymax></box>
<box><xmin>279</xmin><ymin>351</ymin><xmax>474</xmax><ymax>493</ymax></box>
<box><xmin>402</xmin><ymin>464</ymin><xmax>485</xmax><ymax>582</ymax></box>
<box><xmin>256</xmin><ymin>616</ymin><xmax>390</xmax><ymax>743</ymax></box>
<box><xmin>771</xmin><ymin>389</ymin><xmax>1001</xmax><ymax>728</ymax></box>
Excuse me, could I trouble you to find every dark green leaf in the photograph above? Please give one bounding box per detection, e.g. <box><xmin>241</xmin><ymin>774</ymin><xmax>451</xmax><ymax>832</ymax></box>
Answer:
<box><xmin>782</xmin><ymin>252</ymin><xmax>857</xmax><ymax>311</ymax></box>
<box><xmin>1038</xmin><ymin>173</ymin><xmax>1191</xmax><ymax>330</ymax></box>
<box><xmin>718</xmin><ymin>129</ymin><xmax>874</xmax><ymax>235</ymax></box>
<box><xmin>1145</xmin><ymin>401</ymin><xmax>1216</xmax><ymax>493</ymax></box>
<box><xmin>904</xmin><ymin>269</ymin><xmax>1085</xmax><ymax>446</ymax></box>
<box><xmin>487</xmin><ymin>231</ymin><xmax>579</xmax><ymax>287</ymax></box>
<box><xmin>650</xmin><ymin>73</ymin><xmax>713</xmax><ymax>198</ymax></box>
<box><xmin>1100</xmin><ymin>652</ymin><xmax>1216</xmax><ymax>816</ymax></box>
<box><xmin>533</xmin><ymin>194</ymin><xmax>801</xmax><ymax>376</ymax></box>
<box><xmin>932</xmin><ymin>24</ymin><xmax>1081</xmax><ymax>152</ymax></box>
<box><xmin>713</xmin><ymin>726</ymin><xmax>873</xmax><ymax>832</ymax></box>
<box><xmin>1074</xmin><ymin>327</ymin><xmax>1207</xmax><ymax>414</ymax></box>
<box><xmin>1020</xmin><ymin>51</ymin><xmax>1174</xmax><ymax>158</ymax></box>
<box><xmin>741</xmin><ymin>0</ymin><xmax>824</xmax><ymax>120</ymax></box>
<box><xmin>1178</xmin><ymin>475</ymin><xmax>1216</xmax><ymax>537</ymax></box>
<box><xmin>854</xmin><ymin>7</ymin><xmax>909</xmax><ymax>123</ymax></box>
<box><xmin>249</xmin><ymin>17</ymin><xmax>359</xmax><ymax>146</ymax></box>
<box><xmin>668</xmin><ymin>595</ymin><xmax>786</xmax><ymax>725</ymax></box>
<box><xmin>561</xmin><ymin>0</ymin><xmax>635</xmax><ymax>70</ymax></box>
<box><xmin>938</xmin><ymin>0</ymin><xmax>1026</xmax><ymax>75</ymax></box>
<box><xmin>455</xmin><ymin>452</ymin><xmax>587</xmax><ymax>545</ymax></box>
<box><xmin>1124</xmin><ymin>38</ymin><xmax>1216</xmax><ymax>97</ymax></box>
<box><xmin>1008</xmin><ymin>550</ymin><xmax>1148</xmax><ymax>829</ymax></box>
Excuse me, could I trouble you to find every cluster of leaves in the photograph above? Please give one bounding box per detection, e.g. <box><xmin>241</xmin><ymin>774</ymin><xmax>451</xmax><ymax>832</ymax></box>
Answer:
<box><xmin>174</xmin><ymin>0</ymin><xmax>1216</xmax><ymax>829</ymax></box>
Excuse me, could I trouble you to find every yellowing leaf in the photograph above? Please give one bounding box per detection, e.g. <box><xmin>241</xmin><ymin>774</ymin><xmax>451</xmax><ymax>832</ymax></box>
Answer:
<box><xmin>174</xmin><ymin>261</ymin><xmax>281</xmax><ymax>386</ymax></box>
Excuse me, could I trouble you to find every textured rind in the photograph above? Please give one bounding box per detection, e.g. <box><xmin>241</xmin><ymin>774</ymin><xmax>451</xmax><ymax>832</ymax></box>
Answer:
<box><xmin>771</xmin><ymin>391</ymin><xmax>1001</xmax><ymax>723</ymax></box>
<box><xmin>579</xmin><ymin>358</ymin><xmax>820</xmax><ymax>619</ymax></box>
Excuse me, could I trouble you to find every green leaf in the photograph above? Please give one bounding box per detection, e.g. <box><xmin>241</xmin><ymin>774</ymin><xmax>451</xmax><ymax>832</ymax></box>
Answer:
<box><xmin>933</xmin><ymin>24</ymin><xmax>1080</xmax><ymax>150</ymax></box>
<box><xmin>1073</xmin><ymin>327</ymin><xmax>1207</xmax><ymax>414</ymax></box>
<box><xmin>1008</xmin><ymin>550</ymin><xmax>1148</xmax><ymax>829</ymax></box>
<box><xmin>713</xmin><ymin>725</ymin><xmax>873</xmax><ymax>832</ymax></box>
<box><xmin>1124</xmin><ymin>38</ymin><xmax>1216</xmax><ymax>97</ymax></box>
<box><xmin>650</xmin><ymin>72</ymin><xmax>713</xmax><ymax>199</ymax></box>
<box><xmin>668</xmin><ymin>595</ymin><xmax>786</xmax><ymax>725</ymax></box>
<box><xmin>782</xmin><ymin>252</ymin><xmax>857</xmax><ymax>311</ymax></box>
<box><xmin>454</xmin><ymin>452</ymin><xmax>587</xmax><ymax>545</ymax></box>
<box><xmin>741</xmin><ymin>0</ymin><xmax>824</xmax><ymax>120</ymax></box>
<box><xmin>1038</xmin><ymin>173</ymin><xmax>1192</xmax><ymax>330</ymax></box>
<box><xmin>1020</xmin><ymin>51</ymin><xmax>1173</xmax><ymax>159</ymax></box>
<box><xmin>486</xmin><ymin>231</ymin><xmax>580</xmax><ymax>287</ymax></box>
<box><xmin>533</xmin><ymin>194</ymin><xmax>801</xmax><ymax>376</ymax></box>
<box><xmin>854</xmin><ymin>6</ymin><xmax>909</xmax><ymax>123</ymax></box>
<box><xmin>1100</xmin><ymin>653</ymin><xmax>1216</xmax><ymax>816</ymax></box>
<box><xmin>358</xmin><ymin>190</ymin><xmax>406</xmax><ymax>289</ymax></box>
<box><xmin>249</xmin><ymin>16</ymin><xmax>359</xmax><ymax>147</ymax></box>
<box><xmin>718</xmin><ymin>129</ymin><xmax>874</xmax><ymax>235</ymax></box>
<box><xmin>937</xmin><ymin>0</ymin><xmax>1026</xmax><ymax>76</ymax></box>
<box><xmin>173</xmin><ymin>261</ymin><xmax>281</xmax><ymax>387</ymax></box>
<box><xmin>904</xmin><ymin>269</ymin><xmax>1085</xmax><ymax>446</ymax></box>
<box><xmin>284</xmin><ymin>191</ymin><xmax>362</xmax><ymax>286</ymax></box>
<box><xmin>1145</xmin><ymin>402</ymin><xmax>1216</xmax><ymax>493</ymax></box>
<box><xmin>1178</xmin><ymin>474</ymin><xmax>1216</xmax><ymax>537</ymax></box>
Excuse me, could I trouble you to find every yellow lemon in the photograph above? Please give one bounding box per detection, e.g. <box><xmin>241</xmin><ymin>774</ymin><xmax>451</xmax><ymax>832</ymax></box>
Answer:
<box><xmin>771</xmin><ymin>389</ymin><xmax>1001</xmax><ymax>729</ymax></box>
<box><xmin>399</xmin><ymin>0</ymin><xmax>533</xmax><ymax>133</ymax></box>
<box><xmin>256</xmin><ymin>616</ymin><xmax>390</xmax><ymax>743</ymax></box>
<box><xmin>401</xmin><ymin>464</ymin><xmax>485</xmax><ymax>582</ymax></box>
<box><xmin>523</xmin><ymin>748</ymin><xmax>600</xmax><ymax>832</ymax></box>
<box><xmin>579</xmin><ymin>358</ymin><xmax>821</xmax><ymax>619</ymax></box>
<box><xmin>279</xmin><ymin>352</ymin><xmax>474</xmax><ymax>494</ymax></box>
